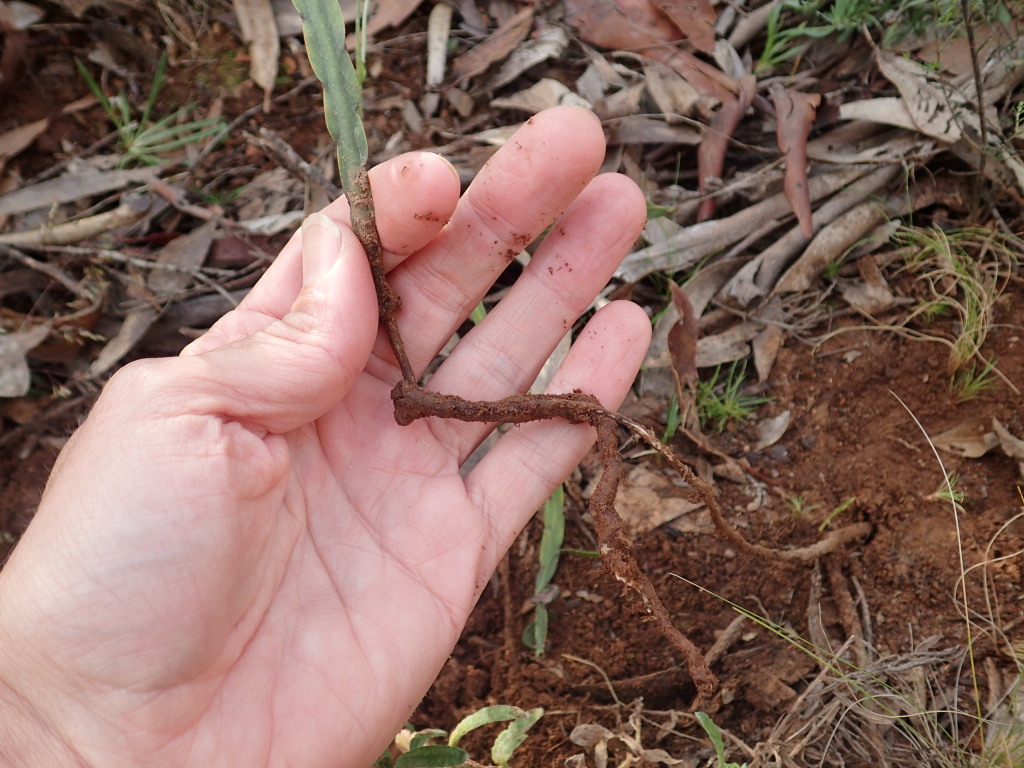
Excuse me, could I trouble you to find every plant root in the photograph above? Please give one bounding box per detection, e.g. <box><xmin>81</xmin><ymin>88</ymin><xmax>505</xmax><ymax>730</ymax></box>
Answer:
<box><xmin>355</xmin><ymin>180</ymin><xmax>872</xmax><ymax>704</ymax></box>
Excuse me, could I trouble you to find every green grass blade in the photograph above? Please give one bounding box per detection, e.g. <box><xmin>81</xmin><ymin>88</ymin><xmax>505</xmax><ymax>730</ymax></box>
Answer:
<box><xmin>74</xmin><ymin>58</ymin><xmax>119</xmax><ymax>126</ymax></box>
<box><xmin>140</xmin><ymin>50</ymin><xmax>168</xmax><ymax>127</ymax></box>
<box><xmin>291</xmin><ymin>0</ymin><xmax>368</xmax><ymax>192</ymax></box>
<box><xmin>536</xmin><ymin>485</ymin><xmax>564</xmax><ymax>591</ymax></box>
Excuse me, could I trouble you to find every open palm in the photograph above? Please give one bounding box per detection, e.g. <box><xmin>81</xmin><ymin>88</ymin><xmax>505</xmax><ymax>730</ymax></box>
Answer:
<box><xmin>0</xmin><ymin>108</ymin><xmax>650</xmax><ymax>768</ymax></box>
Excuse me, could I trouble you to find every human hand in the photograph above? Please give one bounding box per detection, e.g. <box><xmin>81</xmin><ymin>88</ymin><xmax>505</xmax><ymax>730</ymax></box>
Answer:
<box><xmin>0</xmin><ymin>106</ymin><xmax>650</xmax><ymax>768</ymax></box>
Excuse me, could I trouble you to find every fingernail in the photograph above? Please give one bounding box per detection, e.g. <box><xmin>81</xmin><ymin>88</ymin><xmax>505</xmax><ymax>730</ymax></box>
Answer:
<box><xmin>433</xmin><ymin>152</ymin><xmax>461</xmax><ymax>186</ymax></box>
<box><xmin>300</xmin><ymin>212</ymin><xmax>341</xmax><ymax>285</ymax></box>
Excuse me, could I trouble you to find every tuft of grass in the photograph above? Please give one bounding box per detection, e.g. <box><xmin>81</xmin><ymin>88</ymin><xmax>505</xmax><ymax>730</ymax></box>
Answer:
<box><xmin>756</xmin><ymin>0</ymin><xmax>1016</xmax><ymax>72</ymax></box>
<box><xmin>696</xmin><ymin>361</ymin><xmax>771</xmax><ymax>433</ymax></box>
<box><xmin>951</xmin><ymin>358</ymin><xmax>998</xmax><ymax>403</ymax></box>
<box><xmin>896</xmin><ymin>225</ymin><xmax>1018</xmax><ymax>376</ymax></box>
<box><xmin>928</xmin><ymin>470</ymin><xmax>966</xmax><ymax>509</ymax></box>
<box><xmin>75</xmin><ymin>52</ymin><xmax>225</xmax><ymax>168</ymax></box>
<box><xmin>523</xmin><ymin>486</ymin><xmax>564</xmax><ymax>657</ymax></box>
<box><xmin>786</xmin><ymin>496</ymin><xmax>818</xmax><ymax>519</ymax></box>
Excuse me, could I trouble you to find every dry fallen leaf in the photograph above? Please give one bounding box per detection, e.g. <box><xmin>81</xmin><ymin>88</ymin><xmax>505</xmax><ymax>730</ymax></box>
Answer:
<box><xmin>696</xmin><ymin>75</ymin><xmax>754</xmax><ymax>221</ymax></box>
<box><xmin>0</xmin><ymin>118</ymin><xmax>48</xmax><ymax>175</ymax></box>
<box><xmin>932</xmin><ymin>416</ymin><xmax>1000</xmax><ymax>458</ymax></box>
<box><xmin>667</xmin><ymin>281</ymin><xmax>698</xmax><ymax>390</ymax></box>
<box><xmin>233</xmin><ymin>0</ymin><xmax>279</xmax><ymax>104</ymax></box>
<box><xmin>0</xmin><ymin>322</ymin><xmax>51</xmax><ymax>397</ymax></box>
<box><xmin>771</xmin><ymin>83</ymin><xmax>821</xmax><ymax>238</ymax></box>
<box><xmin>449</xmin><ymin>5</ymin><xmax>533</xmax><ymax>84</ymax></box>
<box><xmin>653</xmin><ymin>0</ymin><xmax>717</xmax><ymax>54</ymax></box>
<box><xmin>753</xmin><ymin>409</ymin><xmax>790</xmax><ymax>451</ymax></box>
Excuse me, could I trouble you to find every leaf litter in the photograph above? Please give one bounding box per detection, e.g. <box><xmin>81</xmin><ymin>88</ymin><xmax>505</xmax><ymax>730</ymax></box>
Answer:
<box><xmin>1</xmin><ymin>1</ymin><xmax>1023</xmax><ymax>765</ymax></box>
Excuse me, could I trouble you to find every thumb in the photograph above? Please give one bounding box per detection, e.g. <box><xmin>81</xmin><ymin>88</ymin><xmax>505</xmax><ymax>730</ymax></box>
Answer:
<box><xmin>181</xmin><ymin>213</ymin><xmax>379</xmax><ymax>433</ymax></box>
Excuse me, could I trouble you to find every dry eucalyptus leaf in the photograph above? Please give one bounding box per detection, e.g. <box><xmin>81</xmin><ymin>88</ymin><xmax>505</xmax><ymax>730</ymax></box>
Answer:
<box><xmin>616</xmin><ymin>465</ymin><xmax>703</xmax><ymax>535</ymax></box>
<box><xmin>0</xmin><ymin>167</ymin><xmax>158</xmax><ymax>217</ymax></box>
<box><xmin>233</xmin><ymin>0</ymin><xmax>279</xmax><ymax>98</ymax></box>
<box><xmin>0</xmin><ymin>322</ymin><xmax>50</xmax><ymax>397</ymax></box>
<box><xmin>752</xmin><ymin>324</ymin><xmax>784</xmax><ymax>382</ymax></box>
<box><xmin>667</xmin><ymin>281</ymin><xmax>698</xmax><ymax>389</ymax></box>
<box><xmin>485</xmin><ymin>24</ymin><xmax>569</xmax><ymax>92</ymax></box>
<box><xmin>771</xmin><ymin>84</ymin><xmax>821</xmax><ymax>238</ymax></box>
<box><xmin>643</xmin><ymin>57</ymin><xmax>704</xmax><ymax>119</ymax></box>
<box><xmin>696</xmin><ymin>322</ymin><xmax>760</xmax><ymax>368</ymax></box>
<box><xmin>932</xmin><ymin>416</ymin><xmax>1000</xmax><ymax>458</ymax></box>
<box><xmin>875</xmin><ymin>49</ymin><xmax>967</xmax><ymax>143</ymax></box>
<box><xmin>776</xmin><ymin>201</ymin><xmax>891</xmax><ymax>293</ymax></box>
<box><xmin>449</xmin><ymin>5</ymin><xmax>533</xmax><ymax>84</ymax></box>
<box><xmin>653</xmin><ymin>0</ymin><xmax>717</xmax><ymax>55</ymax></box>
<box><xmin>0</xmin><ymin>118</ymin><xmax>47</xmax><ymax>171</ymax></box>
<box><xmin>88</xmin><ymin>307</ymin><xmax>158</xmax><ymax>378</ymax></box>
<box><xmin>147</xmin><ymin>219</ymin><xmax>218</xmax><ymax>298</ymax></box>
<box><xmin>490</xmin><ymin>78</ymin><xmax>590</xmax><ymax>113</ymax></box>
<box><xmin>754</xmin><ymin>409</ymin><xmax>790</xmax><ymax>451</ymax></box>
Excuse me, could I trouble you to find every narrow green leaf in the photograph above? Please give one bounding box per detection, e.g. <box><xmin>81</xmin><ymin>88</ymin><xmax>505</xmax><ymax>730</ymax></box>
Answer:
<box><xmin>491</xmin><ymin>708</ymin><xmax>543</xmax><ymax>768</ymax></box>
<box><xmin>409</xmin><ymin>729</ymin><xmax>448</xmax><ymax>751</ymax></box>
<box><xmin>695</xmin><ymin>712</ymin><xmax>727</xmax><ymax>767</ymax></box>
<box><xmin>394</xmin><ymin>745</ymin><xmax>468</xmax><ymax>768</ymax></box>
<box><xmin>535</xmin><ymin>486</ymin><xmax>564</xmax><ymax>591</ymax></box>
<box><xmin>522</xmin><ymin>603</ymin><xmax>548</xmax><ymax>656</ymax></box>
<box><xmin>140</xmin><ymin>50</ymin><xmax>168</xmax><ymax>127</ymax></box>
<box><xmin>448</xmin><ymin>705</ymin><xmax>521</xmax><ymax>747</ymax></box>
<box><xmin>291</xmin><ymin>0</ymin><xmax>368</xmax><ymax>193</ymax></box>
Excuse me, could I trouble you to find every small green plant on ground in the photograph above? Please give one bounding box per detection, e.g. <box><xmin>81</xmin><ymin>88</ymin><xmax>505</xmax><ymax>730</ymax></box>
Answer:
<box><xmin>75</xmin><ymin>51</ymin><xmax>226</xmax><ymax>167</ymax></box>
<box><xmin>376</xmin><ymin>705</ymin><xmax>544</xmax><ymax>768</ymax></box>
<box><xmin>951</xmin><ymin>358</ymin><xmax>998</xmax><ymax>403</ymax></box>
<box><xmin>928</xmin><ymin>470</ymin><xmax>966</xmax><ymax>510</ymax></box>
<box><xmin>696</xmin><ymin>361</ymin><xmax>771</xmax><ymax>433</ymax></box>
<box><xmin>662</xmin><ymin>393</ymin><xmax>682</xmax><ymax>443</ymax></box>
<box><xmin>895</xmin><ymin>225</ymin><xmax>1019</xmax><ymax>392</ymax></box>
<box><xmin>523</xmin><ymin>485</ymin><xmax>564</xmax><ymax>657</ymax></box>
<box><xmin>756</xmin><ymin>0</ymin><xmax>1018</xmax><ymax>73</ymax></box>
<box><xmin>786</xmin><ymin>495</ymin><xmax>817</xmax><ymax>519</ymax></box>
<box><xmin>818</xmin><ymin>496</ymin><xmax>856</xmax><ymax>531</ymax></box>
<box><xmin>695</xmin><ymin>712</ymin><xmax>748</xmax><ymax>768</ymax></box>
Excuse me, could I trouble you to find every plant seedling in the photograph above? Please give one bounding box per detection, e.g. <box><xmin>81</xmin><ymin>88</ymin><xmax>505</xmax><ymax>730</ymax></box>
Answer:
<box><xmin>523</xmin><ymin>485</ymin><xmax>565</xmax><ymax>656</ymax></box>
<box><xmin>75</xmin><ymin>52</ymin><xmax>225</xmax><ymax>168</ymax></box>
<box><xmin>819</xmin><ymin>496</ymin><xmax>856</xmax><ymax>531</ymax></box>
<box><xmin>951</xmin><ymin>359</ymin><xmax>997</xmax><ymax>403</ymax></box>
<box><xmin>386</xmin><ymin>705</ymin><xmax>543</xmax><ymax>768</ymax></box>
<box><xmin>696</xmin><ymin>361</ymin><xmax>771</xmax><ymax>433</ymax></box>
<box><xmin>695</xmin><ymin>712</ymin><xmax>748</xmax><ymax>768</ymax></box>
<box><xmin>786</xmin><ymin>496</ymin><xmax>817</xmax><ymax>519</ymax></box>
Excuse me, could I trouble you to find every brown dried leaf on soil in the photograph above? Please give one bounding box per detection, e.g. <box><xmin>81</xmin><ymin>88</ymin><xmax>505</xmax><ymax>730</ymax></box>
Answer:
<box><xmin>0</xmin><ymin>118</ymin><xmax>47</xmax><ymax>175</ymax></box>
<box><xmin>652</xmin><ymin>0</ymin><xmax>717</xmax><ymax>54</ymax></box>
<box><xmin>448</xmin><ymin>5</ymin><xmax>534</xmax><ymax>84</ymax></box>
<box><xmin>696</xmin><ymin>75</ymin><xmax>754</xmax><ymax>222</ymax></box>
<box><xmin>770</xmin><ymin>84</ymin><xmax>821</xmax><ymax>239</ymax></box>
<box><xmin>0</xmin><ymin>322</ymin><xmax>51</xmax><ymax>397</ymax></box>
<box><xmin>232</xmin><ymin>0</ymin><xmax>280</xmax><ymax>101</ymax></box>
<box><xmin>933</xmin><ymin>416</ymin><xmax>1024</xmax><ymax>468</ymax></box>
<box><xmin>667</xmin><ymin>280</ymin><xmax>698</xmax><ymax>390</ymax></box>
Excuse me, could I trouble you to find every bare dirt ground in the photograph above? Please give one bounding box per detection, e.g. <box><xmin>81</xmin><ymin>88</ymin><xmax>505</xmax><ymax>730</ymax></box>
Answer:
<box><xmin>1</xmin><ymin>2</ymin><xmax>1023</xmax><ymax>766</ymax></box>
